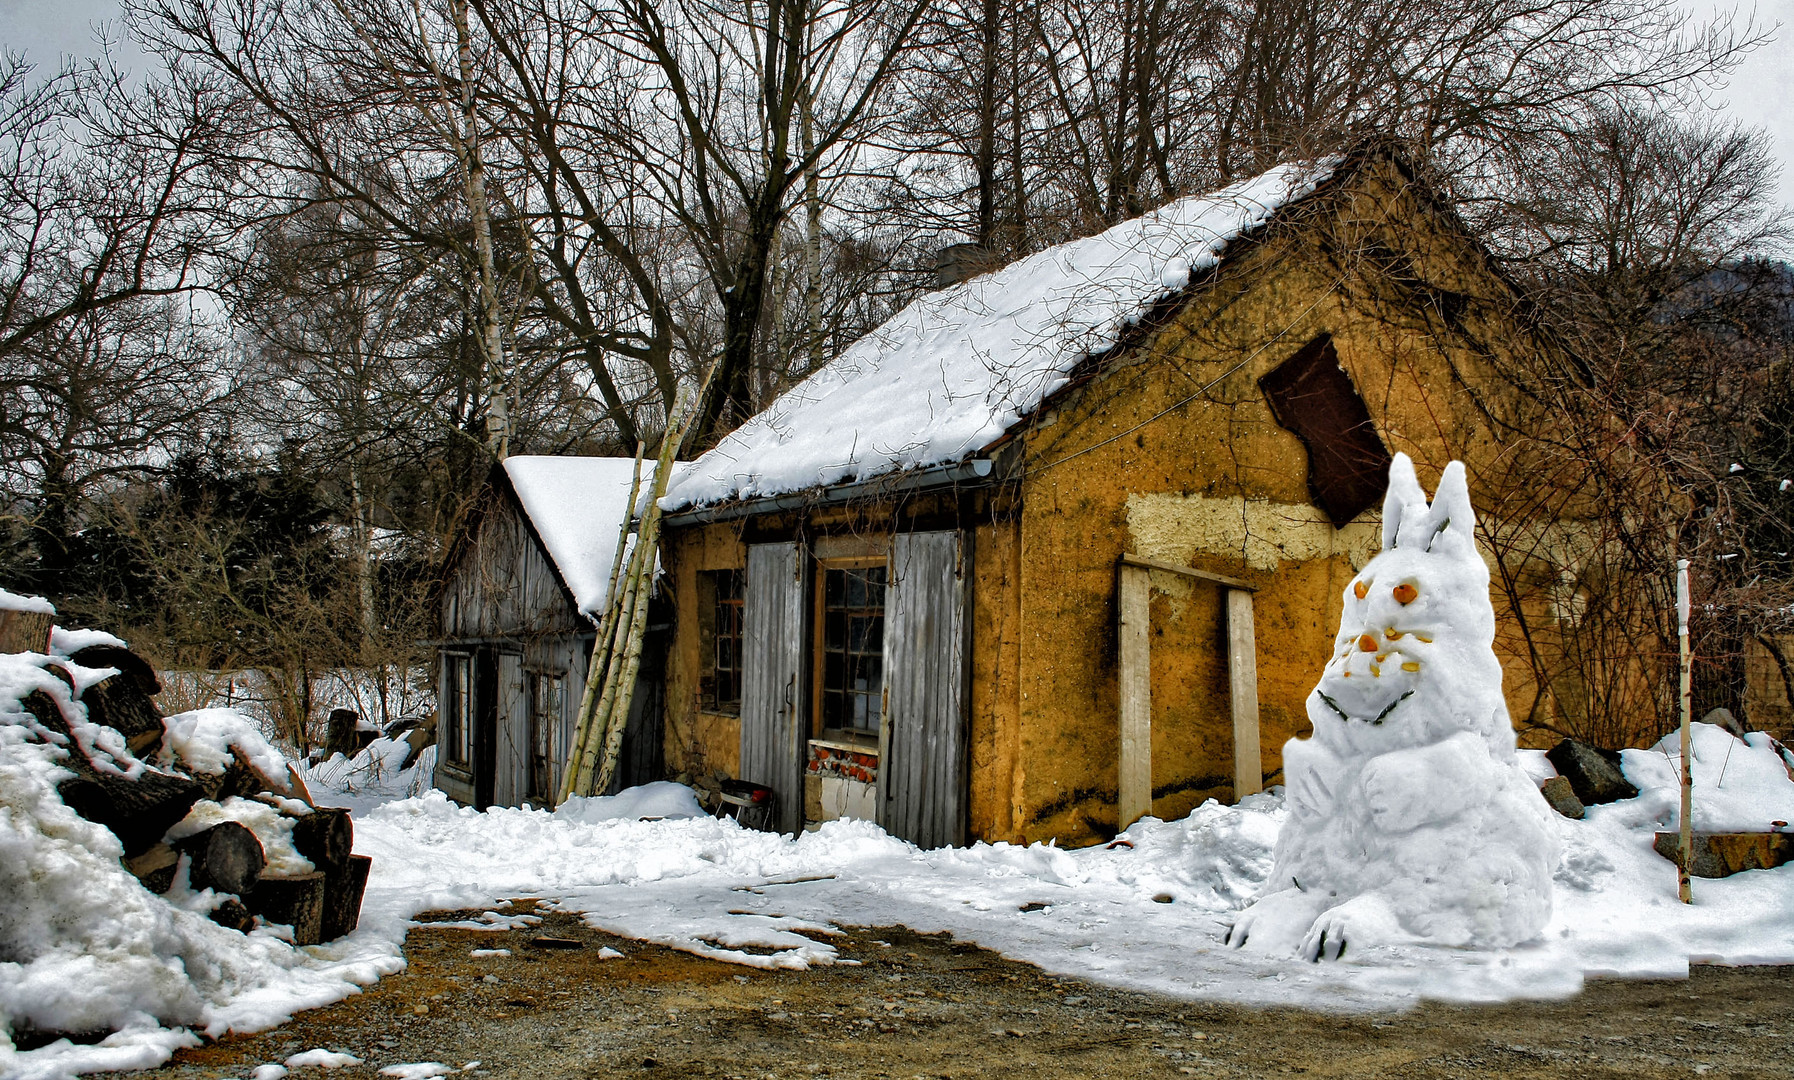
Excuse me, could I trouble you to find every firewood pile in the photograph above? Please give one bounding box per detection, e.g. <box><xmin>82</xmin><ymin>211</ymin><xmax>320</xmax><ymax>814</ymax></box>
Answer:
<box><xmin>12</xmin><ymin>624</ymin><xmax>370</xmax><ymax>946</ymax></box>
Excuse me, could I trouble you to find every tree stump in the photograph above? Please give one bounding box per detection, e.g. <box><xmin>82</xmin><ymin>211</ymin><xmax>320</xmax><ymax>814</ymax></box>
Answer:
<box><xmin>245</xmin><ymin>872</ymin><xmax>327</xmax><ymax>945</ymax></box>
<box><xmin>173</xmin><ymin>821</ymin><xmax>266</xmax><ymax>896</ymax></box>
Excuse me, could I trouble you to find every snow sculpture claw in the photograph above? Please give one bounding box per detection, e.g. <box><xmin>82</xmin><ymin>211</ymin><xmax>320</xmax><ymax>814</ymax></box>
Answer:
<box><xmin>1229</xmin><ymin>454</ymin><xmax>1559</xmax><ymax>958</ymax></box>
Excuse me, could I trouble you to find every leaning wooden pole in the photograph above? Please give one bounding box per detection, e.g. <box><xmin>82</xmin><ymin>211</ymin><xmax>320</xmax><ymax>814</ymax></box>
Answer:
<box><xmin>567</xmin><ymin>384</ymin><xmax>701</xmax><ymax>797</ymax></box>
<box><xmin>558</xmin><ymin>443</ymin><xmax>645</xmax><ymax>804</ymax></box>
<box><xmin>1677</xmin><ymin>558</ymin><xmax>1694</xmax><ymax>904</ymax></box>
<box><xmin>590</xmin><ymin>423</ymin><xmax>688</xmax><ymax>794</ymax></box>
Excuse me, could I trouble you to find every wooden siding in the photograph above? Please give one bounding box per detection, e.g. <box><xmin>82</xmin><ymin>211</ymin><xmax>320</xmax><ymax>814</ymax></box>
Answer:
<box><xmin>879</xmin><ymin>530</ymin><xmax>970</xmax><ymax>849</ymax></box>
<box><xmin>739</xmin><ymin>542</ymin><xmax>807</xmax><ymax>833</ymax></box>
<box><xmin>441</xmin><ymin>493</ymin><xmax>583</xmax><ymax>640</ymax></box>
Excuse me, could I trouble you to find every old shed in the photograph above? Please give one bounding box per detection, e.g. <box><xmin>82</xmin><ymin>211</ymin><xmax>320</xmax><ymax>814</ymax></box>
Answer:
<box><xmin>657</xmin><ymin>144</ymin><xmax>1579</xmax><ymax>848</ymax></box>
<box><xmin>434</xmin><ymin>456</ymin><xmax>662</xmax><ymax>809</ymax></box>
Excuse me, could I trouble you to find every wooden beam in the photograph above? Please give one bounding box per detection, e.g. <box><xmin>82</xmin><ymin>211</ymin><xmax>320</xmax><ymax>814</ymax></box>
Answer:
<box><xmin>1117</xmin><ymin>563</ymin><xmax>1153</xmax><ymax>829</ymax></box>
<box><xmin>1226</xmin><ymin>588</ymin><xmax>1263</xmax><ymax>799</ymax></box>
<box><xmin>1119</xmin><ymin>554</ymin><xmax>1256</xmax><ymax>592</ymax></box>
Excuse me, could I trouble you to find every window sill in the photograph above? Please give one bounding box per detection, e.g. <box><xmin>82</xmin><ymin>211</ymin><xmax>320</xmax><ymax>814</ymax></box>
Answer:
<box><xmin>811</xmin><ymin>731</ymin><xmax>879</xmax><ymax>754</ymax></box>
<box><xmin>697</xmin><ymin>707</ymin><xmax>742</xmax><ymax>720</ymax></box>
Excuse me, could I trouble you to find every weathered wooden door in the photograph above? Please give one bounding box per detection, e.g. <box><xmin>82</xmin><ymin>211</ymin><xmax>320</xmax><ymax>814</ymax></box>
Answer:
<box><xmin>879</xmin><ymin>530</ymin><xmax>969</xmax><ymax>849</ymax></box>
<box><xmin>473</xmin><ymin>648</ymin><xmax>498</xmax><ymax>809</ymax></box>
<box><xmin>739</xmin><ymin>542</ymin><xmax>806</xmax><ymax>833</ymax></box>
<box><xmin>492</xmin><ymin>652</ymin><xmax>526</xmax><ymax>807</ymax></box>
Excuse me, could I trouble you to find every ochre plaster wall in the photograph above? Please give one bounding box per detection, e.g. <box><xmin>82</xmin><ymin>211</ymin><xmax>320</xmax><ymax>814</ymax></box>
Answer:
<box><xmin>1002</xmin><ymin>157</ymin><xmax>1567</xmax><ymax>845</ymax></box>
<box><xmin>661</xmin><ymin>521</ymin><xmax>748</xmax><ymax>779</ymax></box>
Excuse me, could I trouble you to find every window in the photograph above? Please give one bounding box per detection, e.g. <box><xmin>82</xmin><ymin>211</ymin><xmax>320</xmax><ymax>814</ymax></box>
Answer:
<box><xmin>698</xmin><ymin>568</ymin><xmax>745</xmax><ymax>714</ymax></box>
<box><xmin>527</xmin><ymin>671</ymin><xmax>565</xmax><ymax>803</ymax></box>
<box><xmin>1258</xmin><ymin>333</ymin><xmax>1392</xmax><ymax>526</ymax></box>
<box><xmin>816</xmin><ymin>563</ymin><xmax>886</xmax><ymax>738</ymax></box>
<box><xmin>444</xmin><ymin>653</ymin><xmax>472</xmax><ymax>766</ymax></box>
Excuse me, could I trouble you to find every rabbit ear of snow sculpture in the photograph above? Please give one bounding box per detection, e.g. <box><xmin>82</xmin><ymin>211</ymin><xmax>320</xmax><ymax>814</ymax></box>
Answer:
<box><xmin>1223</xmin><ymin>453</ymin><xmax>1559</xmax><ymax>961</ymax></box>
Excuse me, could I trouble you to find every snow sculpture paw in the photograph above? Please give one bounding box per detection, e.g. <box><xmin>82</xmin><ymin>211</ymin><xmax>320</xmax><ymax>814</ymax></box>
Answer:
<box><xmin>1232</xmin><ymin>454</ymin><xmax>1560</xmax><ymax>956</ymax></box>
<box><xmin>1223</xmin><ymin>887</ymin><xmax>1327</xmax><ymax>954</ymax></box>
<box><xmin>1298</xmin><ymin>893</ymin><xmax>1405</xmax><ymax>961</ymax></box>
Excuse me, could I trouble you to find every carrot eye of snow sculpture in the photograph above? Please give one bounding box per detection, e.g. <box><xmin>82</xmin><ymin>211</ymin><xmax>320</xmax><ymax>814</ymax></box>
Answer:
<box><xmin>1224</xmin><ymin>453</ymin><xmax>1560</xmax><ymax>960</ymax></box>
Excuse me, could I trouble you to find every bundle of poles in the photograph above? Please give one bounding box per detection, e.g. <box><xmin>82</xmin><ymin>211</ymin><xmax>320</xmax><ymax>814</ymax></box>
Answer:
<box><xmin>558</xmin><ymin>384</ymin><xmax>698</xmax><ymax>802</ymax></box>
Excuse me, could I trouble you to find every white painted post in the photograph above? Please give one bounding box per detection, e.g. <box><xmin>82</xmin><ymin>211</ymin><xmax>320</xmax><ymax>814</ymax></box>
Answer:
<box><xmin>1678</xmin><ymin>558</ymin><xmax>1694</xmax><ymax>904</ymax></box>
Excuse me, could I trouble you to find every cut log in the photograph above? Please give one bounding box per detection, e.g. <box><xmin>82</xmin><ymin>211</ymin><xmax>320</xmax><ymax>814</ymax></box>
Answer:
<box><xmin>67</xmin><ymin>644</ymin><xmax>162</xmax><ymax>696</ymax></box>
<box><xmin>209</xmin><ymin>897</ymin><xmax>256</xmax><ymax>934</ymax></box>
<box><xmin>290</xmin><ymin>807</ymin><xmax>353</xmax><ymax>873</ymax></box>
<box><xmin>173</xmin><ymin>821</ymin><xmax>266</xmax><ymax>896</ymax></box>
<box><xmin>75</xmin><ymin>670</ymin><xmax>165</xmax><ymax>758</ymax></box>
<box><xmin>245</xmin><ymin>872</ymin><xmax>327</xmax><ymax>945</ymax></box>
<box><xmin>25</xmin><ymin>690</ymin><xmax>203</xmax><ymax>856</ymax></box>
<box><xmin>205</xmin><ymin>746</ymin><xmax>293</xmax><ymax>803</ymax></box>
<box><xmin>0</xmin><ymin>608</ymin><xmax>53</xmax><ymax>654</ymax></box>
<box><xmin>321</xmin><ymin>854</ymin><xmax>372</xmax><ymax>941</ymax></box>
<box><xmin>124</xmin><ymin>843</ymin><xmax>180</xmax><ymax>894</ymax></box>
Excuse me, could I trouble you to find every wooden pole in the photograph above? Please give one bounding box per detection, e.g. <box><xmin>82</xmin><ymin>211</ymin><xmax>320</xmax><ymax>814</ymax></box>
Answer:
<box><xmin>558</xmin><ymin>443</ymin><xmax>645</xmax><ymax>804</ymax></box>
<box><xmin>1678</xmin><ymin>558</ymin><xmax>1694</xmax><ymax>904</ymax></box>
<box><xmin>1226</xmin><ymin>588</ymin><xmax>1262</xmax><ymax>799</ymax></box>
<box><xmin>1117</xmin><ymin>562</ymin><xmax>1152</xmax><ymax>830</ymax></box>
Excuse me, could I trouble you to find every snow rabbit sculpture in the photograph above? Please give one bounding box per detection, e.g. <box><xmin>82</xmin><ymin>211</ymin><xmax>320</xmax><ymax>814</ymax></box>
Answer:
<box><xmin>1225</xmin><ymin>454</ymin><xmax>1558</xmax><ymax>959</ymax></box>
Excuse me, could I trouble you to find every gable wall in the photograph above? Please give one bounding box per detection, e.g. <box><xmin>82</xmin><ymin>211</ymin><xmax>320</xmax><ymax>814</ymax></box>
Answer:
<box><xmin>441</xmin><ymin>492</ymin><xmax>585</xmax><ymax>641</ymax></box>
<box><xmin>1000</xmin><ymin>156</ymin><xmax>1580</xmax><ymax>844</ymax></box>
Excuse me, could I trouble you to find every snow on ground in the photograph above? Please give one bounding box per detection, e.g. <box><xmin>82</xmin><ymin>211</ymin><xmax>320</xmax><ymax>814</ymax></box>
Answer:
<box><xmin>7</xmin><ymin>713</ymin><xmax>1794</xmax><ymax>1080</ymax></box>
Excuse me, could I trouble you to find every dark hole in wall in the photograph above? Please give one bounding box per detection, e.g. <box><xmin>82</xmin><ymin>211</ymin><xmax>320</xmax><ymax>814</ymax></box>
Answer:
<box><xmin>1258</xmin><ymin>334</ymin><xmax>1392</xmax><ymax>527</ymax></box>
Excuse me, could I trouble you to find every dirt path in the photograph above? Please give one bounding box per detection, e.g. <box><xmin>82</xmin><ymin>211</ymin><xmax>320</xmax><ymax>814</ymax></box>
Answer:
<box><xmin>100</xmin><ymin>902</ymin><xmax>1793</xmax><ymax>1079</ymax></box>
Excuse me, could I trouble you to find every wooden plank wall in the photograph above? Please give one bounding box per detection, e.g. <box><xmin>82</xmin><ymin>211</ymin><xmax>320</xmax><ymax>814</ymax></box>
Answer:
<box><xmin>739</xmin><ymin>542</ymin><xmax>806</xmax><ymax>833</ymax></box>
<box><xmin>441</xmin><ymin>496</ymin><xmax>582</xmax><ymax>640</ymax></box>
<box><xmin>880</xmin><ymin>530</ymin><xmax>970</xmax><ymax>850</ymax></box>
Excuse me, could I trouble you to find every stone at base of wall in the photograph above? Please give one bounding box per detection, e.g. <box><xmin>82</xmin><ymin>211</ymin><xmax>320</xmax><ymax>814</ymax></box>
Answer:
<box><xmin>1653</xmin><ymin>831</ymin><xmax>1794</xmax><ymax>878</ymax></box>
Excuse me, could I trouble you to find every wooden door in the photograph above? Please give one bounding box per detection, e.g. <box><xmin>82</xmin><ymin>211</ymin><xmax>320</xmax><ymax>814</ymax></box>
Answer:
<box><xmin>739</xmin><ymin>542</ymin><xmax>806</xmax><ymax>833</ymax></box>
<box><xmin>879</xmin><ymin>530</ymin><xmax>969</xmax><ymax>849</ymax></box>
<box><xmin>492</xmin><ymin>652</ymin><xmax>526</xmax><ymax>807</ymax></box>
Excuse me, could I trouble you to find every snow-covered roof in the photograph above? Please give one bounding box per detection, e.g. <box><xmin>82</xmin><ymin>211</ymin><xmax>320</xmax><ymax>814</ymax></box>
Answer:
<box><xmin>662</xmin><ymin>160</ymin><xmax>1338</xmax><ymax>511</ymax></box>
<box><xmin>503</xmin><ymin>456</ymin><xmax>651</xmax><ymax>617</ymax></box>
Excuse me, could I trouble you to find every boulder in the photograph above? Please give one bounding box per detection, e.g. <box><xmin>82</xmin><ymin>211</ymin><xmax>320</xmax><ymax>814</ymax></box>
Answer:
<box><xmin>1546</xmin><ymin>739</ymin><xmax>1638</xmax><ymax>805</ymax></box>
<box><xmin>1539</xmin><ymin>776</ymin><xmax>1586</xmax><ymax>819</ymax></box>
<box><xmin>1654</xmin><ymin>831</ymin><xmax>1794</xmax><ymax>878</ymax></box>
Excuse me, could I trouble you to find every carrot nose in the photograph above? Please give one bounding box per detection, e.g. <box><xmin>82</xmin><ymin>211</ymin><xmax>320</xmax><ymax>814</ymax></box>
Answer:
<box><xmin>1358</xmin><ymin>634</ymin><xmax>1379</xmax><ymax>652</ymax></box>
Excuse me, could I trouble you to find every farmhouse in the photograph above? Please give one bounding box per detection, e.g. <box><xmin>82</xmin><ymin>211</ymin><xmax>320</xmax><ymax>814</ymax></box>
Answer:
<box><xmin>434</xmin><ymin>456</ymin><xmax>664</xmax><ymax>809</ymax></box>
<box><xmin>655</xmin><ymin>143</ymin><xmax>1576</xmax><ymax>849</ymax></box>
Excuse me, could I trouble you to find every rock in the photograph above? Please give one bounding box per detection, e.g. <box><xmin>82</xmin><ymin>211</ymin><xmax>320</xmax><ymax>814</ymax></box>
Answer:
<box><xmin>1546</xmin><ymin>739</ymin><xmax>1638</xmax><ymax>805</ymax></box>
<box><xmin>1539</xmin><ymin>776</ymin><xmax>1586</xmax><ymax>819</ymax></box>
<box><xmin>1654</xmin><ymin>831</ymin><xmax>1794</xmax><ymax>878</ymax></box>
<box><xmin>1702</xmin><ymin>707</ymin><xmax>1747</xmax><ymax>738</ymax></box>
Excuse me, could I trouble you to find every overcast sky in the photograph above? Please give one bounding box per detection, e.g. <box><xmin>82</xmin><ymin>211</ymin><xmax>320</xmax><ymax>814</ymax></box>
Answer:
<box><xmin>2</xmin><ymin>0</ymin><xmax>1791</xmax><ymax>210</ymax></box>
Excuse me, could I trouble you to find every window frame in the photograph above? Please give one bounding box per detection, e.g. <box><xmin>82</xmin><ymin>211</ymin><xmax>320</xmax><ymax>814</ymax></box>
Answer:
<box><xmin>443</xmin><ymin>651</ymin><xmax>473</xmax><ymax>768</ymax></box>
<box><xmin>697</xmin><ymin>567</ymin><xmax>746</xmax><ymax>716</ymax></box>
<box><xmin>525</xmin><ymin>668</ymin><xmax>565</xmax><ymax>803</ymax></box>
<box><xmin>809</xmin><ymin>555</ymin><xmax>890</xmax><ymax>747</ymax></box>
